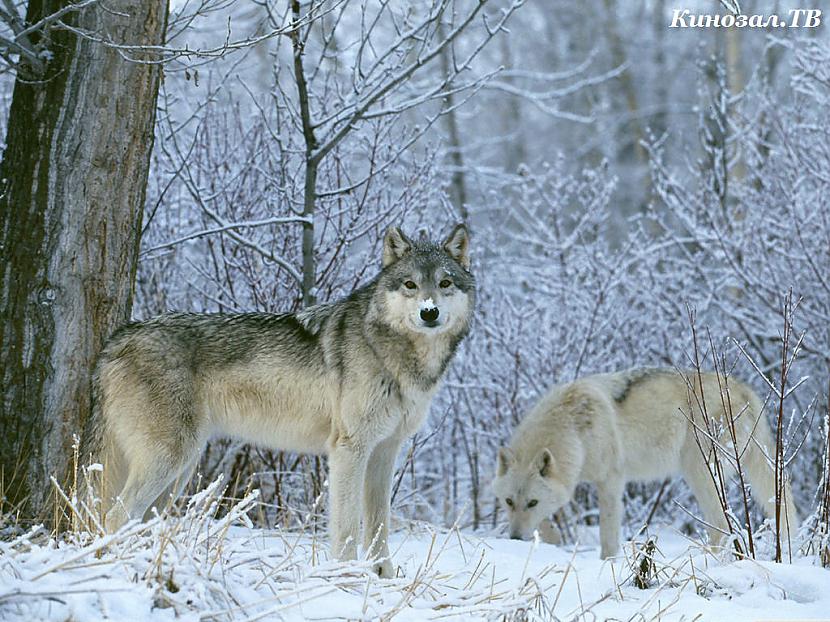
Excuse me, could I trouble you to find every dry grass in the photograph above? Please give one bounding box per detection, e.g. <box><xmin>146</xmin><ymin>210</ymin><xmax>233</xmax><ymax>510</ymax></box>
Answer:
<box><xmin>3</xmin><ymin>440</ymin><xmax>830</xmax><ymax>622</ymax></box>
<box><xmin>0</xmin><ymin>476</ymin><xmax>569</xmax><ymax>621</ymax></box>
<box><xmin>3</xmin><ymin>478</ymin><xmax>830</xmax><ymax>621</ymax></box>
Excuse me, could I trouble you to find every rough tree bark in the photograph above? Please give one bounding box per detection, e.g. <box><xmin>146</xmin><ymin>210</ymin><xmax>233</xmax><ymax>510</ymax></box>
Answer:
<box><xmin>0</xmin><ymin>0</ymin><xmax>168</xmax><ymax>520</ymax></box>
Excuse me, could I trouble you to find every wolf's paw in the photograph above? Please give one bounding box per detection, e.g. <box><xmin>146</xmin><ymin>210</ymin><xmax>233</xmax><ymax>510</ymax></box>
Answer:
<box><xmin>374</xmin><ymin>558</ymin><xmax>395</xmax><ymax>578</ymax></box>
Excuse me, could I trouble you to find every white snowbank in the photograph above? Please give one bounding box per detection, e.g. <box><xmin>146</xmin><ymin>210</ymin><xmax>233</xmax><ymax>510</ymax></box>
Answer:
<box><xmin>2</xmin><ymin>493</ymin><xmax>829</xmax><ymax>621</ymax></box>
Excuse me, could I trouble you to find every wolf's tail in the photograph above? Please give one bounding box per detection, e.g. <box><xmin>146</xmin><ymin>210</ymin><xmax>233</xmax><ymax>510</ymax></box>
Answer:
<box><xmin>740</xmin><ymin>385</ymin><xmax>800</xmax><ymax>537</ymax></box>
<box><xmin>79</xmin><ymin>365</ymin><xmax>105</xmax><ymax>467</ymax></box>
<box><xmin>78</xmin><ymin>359</ymin><xmax>127</xmax><ymax>519</ymax></box>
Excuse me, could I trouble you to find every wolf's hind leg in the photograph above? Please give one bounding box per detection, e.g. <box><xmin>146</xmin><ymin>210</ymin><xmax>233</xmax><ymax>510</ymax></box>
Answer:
<box><xmin>363</xmin><ymin>433</ymin><xmax>403</xmax><ymax>577</ymax></box>
<box><xmin>149</xmin><ymin>455</ymin><xmax>200</xmax><ymax>519</ymax></box>
<box><xmin>597</xmin><ymin>476</ymin><xmax>624</xmax><ymax>558</ymax></box>
<box><xmin>105</xmin><ymin>453</ymin><xmax>189</xmax><ymax>531</ymax></box>
<box><xmin>106</xmin><ymin>471</ymin><xmax>168</xmax><ymax>531</ymax></box>
<box><xmin>681</xmin><ymin>455</ymin><xmax>730</xmax><ymax>548</ymax></box>
<box><xmin>742</xmin><ymin>434</ymin><xmax>800</xmax><ymax>545</ymax></box>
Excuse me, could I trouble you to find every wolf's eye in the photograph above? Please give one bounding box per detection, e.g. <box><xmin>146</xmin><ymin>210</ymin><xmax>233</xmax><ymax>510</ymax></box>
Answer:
<box><xmin>527</xmin><ymin>499</ymin><xmax>538</xmax><ymax>509</ymax></box>
<box><xmin>505</xmin><ymin>498</ymin><xmax>514</xmax><ymax>508</ymax></box>
<box><xmin>404</xmin><ymin>280</ymin><xmax>417</xmax><ymax>290</ymax></box>
<box><xmin>439</xmin><ymin>279</ymin><xmax>452</xmax><ymax>288</ymax></box>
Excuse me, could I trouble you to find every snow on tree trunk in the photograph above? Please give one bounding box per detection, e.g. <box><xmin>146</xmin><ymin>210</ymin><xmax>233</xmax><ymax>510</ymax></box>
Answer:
<box><xmin>0</xmin><ymin>0</ymin><xmax>167</xmax><ymax>520</ymax></box>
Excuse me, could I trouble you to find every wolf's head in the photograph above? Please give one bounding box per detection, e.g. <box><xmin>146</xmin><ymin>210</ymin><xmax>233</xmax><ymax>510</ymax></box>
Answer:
<box><xmin>492</xmin><ymin>447</ymin><xmax>571</xmax><ymax>540</ymax></box>
<box><xmin>375</xmin><ymin>224</ymin><xmax>475</xmax><ymax>336</ymax></box>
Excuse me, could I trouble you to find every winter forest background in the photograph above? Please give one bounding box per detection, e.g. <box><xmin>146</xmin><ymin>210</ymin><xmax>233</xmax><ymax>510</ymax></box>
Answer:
<box><xmin>2</xmin><ymin>0</ymin><xmax>830</xmax><ymax>561</ymax></box>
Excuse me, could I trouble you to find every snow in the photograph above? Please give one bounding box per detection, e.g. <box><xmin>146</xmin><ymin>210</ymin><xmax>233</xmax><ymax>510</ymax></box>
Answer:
<box><xmin>420</xmin><ymin>298</ymin><xmax>436</xmax><ymax>311</ymax></box>
<box><xmin>2</xmin><ymin>493</ymin><xmax>829</xmax><ymax>621</ymax></box>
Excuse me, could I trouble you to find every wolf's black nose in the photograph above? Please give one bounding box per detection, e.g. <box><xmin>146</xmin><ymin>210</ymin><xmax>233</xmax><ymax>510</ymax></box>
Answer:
<box><xmin>510</xmin><ymin>533</ymin><xmax>523</xmax><ymax>541</ymax></box>
<box><xmin>420</xmin><ymin>307</ymin><xmax>439</xmax><ymax>322</ymax></box>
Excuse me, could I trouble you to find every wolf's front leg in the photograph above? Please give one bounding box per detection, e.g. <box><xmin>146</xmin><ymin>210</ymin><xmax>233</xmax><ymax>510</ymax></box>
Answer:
<box><xmin>597</xmin><ymin>477</ymin><xmax>624</xmax><ymax>559</ymax></box>
<box><xmin>363</xmin><ymin>433</ymin><xmax>404</xmax><ymax>578</ymax></box>
<box><xmin>329</xmin><ymin>439</ymin><xmax>369</xmax><ymax>562</ymax></box>
<box><xmin>538</xmin><ymin>517</ymin><xmax>562</xmax><ymax>545</ymax></box>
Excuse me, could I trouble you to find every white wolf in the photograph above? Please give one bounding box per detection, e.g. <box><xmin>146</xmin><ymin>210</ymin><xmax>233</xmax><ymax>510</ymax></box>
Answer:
<box><xmin>492</xmin><ymin>368</ymin><xmax>800</xmax><ymax>558</ymax></box>
<box><xmin>84</xmin><ymin>224</ymin><xmax>475</xmax><ymax>577</ymax></box>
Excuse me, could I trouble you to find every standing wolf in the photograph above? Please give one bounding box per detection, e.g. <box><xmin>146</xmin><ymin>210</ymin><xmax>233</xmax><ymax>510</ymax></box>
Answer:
<box><xmin>492</xmin><ymin>368</ymin><xmax>800</xmax><ymax>558</ymax></box>
<box><xmin>84</xmin><ymin>224</ymin><xmax>474</xmax><ymax>576</ymax></box>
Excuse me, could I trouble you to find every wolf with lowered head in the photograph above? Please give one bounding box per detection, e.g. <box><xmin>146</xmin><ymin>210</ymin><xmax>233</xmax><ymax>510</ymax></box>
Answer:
<box><xmin>492</xmin><ymin>368</ymin><xmax>800</xmax><ymax>558</ymax></box>
<box><xmin>85</xmin><ymin>224</ymin><xmax>475</xmax><ymax>577</ymax></box>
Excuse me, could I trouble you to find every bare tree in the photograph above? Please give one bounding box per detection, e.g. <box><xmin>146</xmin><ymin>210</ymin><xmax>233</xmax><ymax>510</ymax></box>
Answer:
<box><xmin>276</xmin><ymin>0</ymin><xmax>522</xmax><ymax>305</ymax></box>
<box><xmin>0</xmin><ymin>0</ymin><xmax>167</xmax><ymax>521</ymax></box>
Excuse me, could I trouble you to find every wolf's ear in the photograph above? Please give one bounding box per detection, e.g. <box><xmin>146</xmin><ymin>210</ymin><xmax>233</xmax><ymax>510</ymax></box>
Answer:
<box><xmin>382</xmin><ymin>226</ymin><xmax>412</xmax><ymax>267</ymax></box>
<box><xmin>536</xmin><ymin>448</ymin><xmax>555</xmax><ymax>478</ymax></box>
<box><xmin>496</xmin><ymin>447</ymin><xmax>515</xmax><ymax>476</ymax></box>
<box><xmin>442</xmin><ymin>223</ymin><xmax>470</xmax><ymax>270</ymax></box>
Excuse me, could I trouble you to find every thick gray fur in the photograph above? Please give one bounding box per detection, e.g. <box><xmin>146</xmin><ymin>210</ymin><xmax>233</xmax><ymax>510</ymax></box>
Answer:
<box><xmin>85</xmin><ymin>223</ymin><xmax>475</xmax><ymax>577</ymax></box>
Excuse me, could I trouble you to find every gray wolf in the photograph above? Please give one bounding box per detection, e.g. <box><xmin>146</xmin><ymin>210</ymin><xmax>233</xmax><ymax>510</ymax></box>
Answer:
<box><xmin>84</xmin><ymin>224</ymin><xmax>475</xmax><ymax>577</ymax></box>
<box><xmin>492</xmin><ymin>367</ymin><xmax>800</xmax><ymax>558</ymax></box>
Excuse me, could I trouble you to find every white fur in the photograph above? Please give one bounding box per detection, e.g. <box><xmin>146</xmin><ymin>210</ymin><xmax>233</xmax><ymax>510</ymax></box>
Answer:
<box><xmin>492</xmin><ymin>369</ymin><xmax>800</xmax><ymax>558</ymax></box>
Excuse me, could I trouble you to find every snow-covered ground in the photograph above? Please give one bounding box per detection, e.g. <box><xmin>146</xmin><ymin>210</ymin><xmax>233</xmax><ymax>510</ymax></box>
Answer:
<box><xmin>2</xmin><ymin>486</ymin><xmax>829</xmax><ymax>621</ymax></box>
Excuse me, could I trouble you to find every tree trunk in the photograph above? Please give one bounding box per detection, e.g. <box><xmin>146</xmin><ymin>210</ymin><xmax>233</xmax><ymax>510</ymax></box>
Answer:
<box><xmin>602</xmin><ymin>0</ymin><xmax>645</xmax><ymax>165</ymax></box>
<box><xmin>497</xmin><ymin>34</ymin><xmax>526</xmax><ymax>175</ymax></box>
<box><xmin>0</xmin><ymin>0</ymin><xmax>168</xmax><ymax>521</ymax></box>
<box><xmin>437</xmin><ymin>20</ymin><xmax>468</xmax><ymax>221</ymax></box>
<box><xmin>291</xmin><ymin>0</ymin><xmax>318</xmax><ymax>308</ymax></box>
